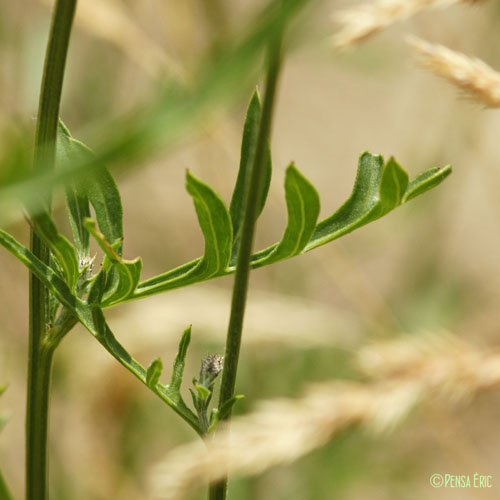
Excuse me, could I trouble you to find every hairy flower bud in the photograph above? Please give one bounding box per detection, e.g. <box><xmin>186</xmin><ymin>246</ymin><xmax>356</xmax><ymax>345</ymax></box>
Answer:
<box><xmin>198</xmin><ymin>354</ymin><xmax>224</xmax><ymax>388</ymax></box>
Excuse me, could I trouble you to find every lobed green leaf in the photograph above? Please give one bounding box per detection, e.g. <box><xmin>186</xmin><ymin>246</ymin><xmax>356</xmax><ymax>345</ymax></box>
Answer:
<box><xmin>0</xmin><ymin>228</ymin><xmax>80</xmax><ymax>310</ymax></box>
<box><xmin>31</xmin><ymin>211</ymin><xmax>79</xmax><ymax>290</ymax></box>
<box><xmin>402</xmin><ymin>165</ymin><xmax>452</xmax><ymax>203</ymax></box>
<box><xmin>305</xmin><ymin>153</ymin><xmax>405</xmax><ymax>251</ymax></box>
<box><xmin>0</xmin><ymin>229</ymin><xmax>200</xmax><ymax>432</ymax></box>
<box><xmin>84</xmin><ymin>218</ymin><xmax>141</xmax><ymax>306</ymax></box>
<box><xmin>252</xmin><ymin>163</ymin><xmax>320</xmax><ymax>266</ymax></box>
<box><xmin>305</xmin><ymin>154</ymin><xmax>450</xmax><ymax>251</ymax></box>
<box><xmin>135</xmin><ymin>172</ymin><xmax>232</xmax><ymax>297</ymax></box>
<box><xmin>87</xmin><ymin>270</ymin><xmax>107</xmax><ymax>305</ymax></box>
<box><xmin>168</xmin><ymin>326</ymin><xmax>192</xmax><ymax>396</ymax></box>
<box><xmin>57</xmin><ymin>121</ymin><xmax>91</xmax><ymax>255</ymax></box>
<box><xmin>185</xmin><ymin>171</ymin><xmax>232</xmax><ymax>278</ymax></box>
<box><xmin>230</xmin><ymin>90</ymin><xmax>272</xmax><ymax>262</ymax></box>
<box><xmin>57</xmin><ymin>122</ymin><xmax>123</xmax><ymax>255</ymax></box>
<box><xmin>131</xmin><ymin>152</ymin><xmax>450</xmax><ymax>300</ymax></box>
<box><xmin>146</xmin><ymin>358</ymin><xmax>163</xmax><ymax>389</ymax></box>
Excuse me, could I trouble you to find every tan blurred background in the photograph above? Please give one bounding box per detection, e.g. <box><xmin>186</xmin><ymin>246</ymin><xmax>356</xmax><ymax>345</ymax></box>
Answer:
<box><xmin>2</xmin><ymin>0</ymin><xmax>500</xmax><ymax>499</ymax></box>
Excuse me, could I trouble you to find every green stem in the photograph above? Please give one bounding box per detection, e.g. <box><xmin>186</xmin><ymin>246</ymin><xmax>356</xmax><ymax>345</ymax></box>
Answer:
<box><xmin>26</xmin><ymin>313</ymin><xmax>77</xmax><ymax>500</ymax></box>
<box><xmin>209</xmin><ymin>38</ymin><xmax>283</xmax><ymax>500</ymax></box>
<box><xmin>27</xmin><ymin>1</ymin><xmax>77</xmax><ymax>499</ymax></box>
<box><xmin>25</xmin><ymin>345</ymin><xmax>55</xmax><ymax>500</ymax></box>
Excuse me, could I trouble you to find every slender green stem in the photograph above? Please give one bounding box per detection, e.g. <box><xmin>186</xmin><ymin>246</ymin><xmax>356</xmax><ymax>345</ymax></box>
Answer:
<box><xmin>209</xmin><ymin>38</ymin><xmax>283</xmax><ymax>500</ymax></box>
<box><xmin>27</xmin><ymin>1</ymin><xmax>77</xmax><ymax>499</ymax></box>
<box><xmin>0</xmin><ymin>468</ymin><xmax>14</xmax><ymax>500</ymax></box>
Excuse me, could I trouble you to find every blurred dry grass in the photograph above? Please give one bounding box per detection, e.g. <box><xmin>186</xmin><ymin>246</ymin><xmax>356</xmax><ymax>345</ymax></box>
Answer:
<box><xmin>151</xmin><ymin>333</ymin><xmax>500</xmax><ymax>499</ymax></box>
<box><xmin>2</xmin><ymin>0</ymin><xmax>500</xmax><ymax>499</ymax></box>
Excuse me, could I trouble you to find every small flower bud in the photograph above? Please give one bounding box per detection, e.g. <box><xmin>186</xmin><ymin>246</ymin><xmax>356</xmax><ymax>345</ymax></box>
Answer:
<box><xmin>198</xmin><ymin>354</ymin><xmax>224</xmax><ymax>388</ymax></box>
<box><xmin>78</xmin><ymin>254</ymin><xmax>95</xmax><ymax>280</ymax></box>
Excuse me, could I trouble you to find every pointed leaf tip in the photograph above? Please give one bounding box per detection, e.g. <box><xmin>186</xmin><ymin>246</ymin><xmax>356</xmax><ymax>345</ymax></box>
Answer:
<box><xmin>57</xmin><ymin>122</ymin><xmax>123</xmax><ymax>256</ymax></box>
<box><xmin>402</xmin><ymin>164</ymin><xmax>452</xmax><ymax>202</ymax></box>
<box><xmin>230</xmin><ymin>90</ymin><xmax>271</xmax><ymax>262</ymax></box>
<box><xmin>306</xmin><ymin>152</ymin><xmax>398</xmax><ymax>250</ymax></box>
<box><xmin>378</xmin><ymin>156</ymin><xmax>409</xmax><ymax>213</ymax></box>
<box><xmin>185</xmin><ymin>172</ymin><xmax>232</xmax><ymax>279</ymax></box>
<box><xmin>168</xmin><ymin>326</ymin><xmax>192</xmax><ymax>395</ymax></box>
<box><xmin>251</xmin><ymin>163</ymin><xmax>320</xmax><ymax>266</ymax></box>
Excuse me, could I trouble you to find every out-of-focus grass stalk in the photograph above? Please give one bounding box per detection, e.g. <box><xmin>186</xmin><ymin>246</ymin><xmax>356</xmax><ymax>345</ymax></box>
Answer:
<box><xmin>27</xmin><ymin>1</ymin><xmax>77</xmax><ymax>499</ymax></box>
<box><xmin>0</xmin><ymin>0</ymin><xmax>313</xmax><ymax>227</ymax></box>
<box><xmin>0</xmin><ymin>468</ymin><xmax>13</xmax><ymax>500</ymax></box>
<box><xmin>209</xmin><ymin>35</ymin><xmax>284</xmax><ymax>500</ymax></box>
<box><xmin>199</xmin><ymin>0</ymin><xmax>230</xmax><ymax>53</ymax></box>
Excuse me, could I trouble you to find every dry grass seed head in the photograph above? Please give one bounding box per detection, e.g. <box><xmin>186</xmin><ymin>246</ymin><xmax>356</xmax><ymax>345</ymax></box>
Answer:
<box><xmin>332</xmin><ymin>0</ymin><xmax>485</xmax><ymax>50</ymax></box>
<box><xmin>150</xmin><ymin>333</ymin><xmax>500</xmax><ymax>500</ymax></box>
<box><xmin>408</xmin><ymin>36</ymin><xmax>500</xmax><ymax>107</ymax></box>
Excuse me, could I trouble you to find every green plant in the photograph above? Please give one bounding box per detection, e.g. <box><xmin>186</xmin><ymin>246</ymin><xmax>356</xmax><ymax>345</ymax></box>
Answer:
<box><xmin>0</xmin><ymin>1</ymin><xmax>451</xmax><ymax>499</ymax></box>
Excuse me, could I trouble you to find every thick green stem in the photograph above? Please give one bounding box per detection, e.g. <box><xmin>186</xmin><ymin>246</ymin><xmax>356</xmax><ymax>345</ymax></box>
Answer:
<box><xmin>25</xmin><ymin>345</ymin><xmax>55</xmax><ymax>500</ymax></box>
<box><xmin>26</xmin><ymin>311</ymin><xmax>77</xmax><ymax>500</ymax></box>
<box><xmin>27</xmin><ymin>1</ymin><xmax>77</xmax><ymax>499</ymax></box>
<box><xmin>209</xmin><ymin>39</ymin><xmax>283</xmax><ymax>500</ymax></box>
